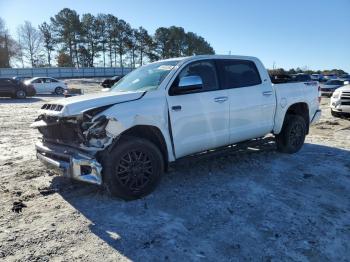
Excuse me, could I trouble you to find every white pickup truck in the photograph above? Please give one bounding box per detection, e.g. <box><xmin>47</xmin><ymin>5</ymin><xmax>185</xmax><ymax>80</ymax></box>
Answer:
<box><xmin>31</xmin><ymin>55</ymin><xmax>321</xmax><ymax>199</ymax></box>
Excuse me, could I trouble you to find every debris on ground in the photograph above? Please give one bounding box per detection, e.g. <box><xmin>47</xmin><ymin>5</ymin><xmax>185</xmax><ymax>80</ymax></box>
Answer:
<box><xmin>11</xmin><ymin>201</ymin><xmax>27</xmax><ymax>213</ymax></box>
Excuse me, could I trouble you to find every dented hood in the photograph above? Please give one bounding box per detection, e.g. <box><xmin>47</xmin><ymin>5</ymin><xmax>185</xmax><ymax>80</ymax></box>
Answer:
<box><xmin>40</xmin><ymin>91</ymin><xmax>144</xmax><ymax>117</ymax></box>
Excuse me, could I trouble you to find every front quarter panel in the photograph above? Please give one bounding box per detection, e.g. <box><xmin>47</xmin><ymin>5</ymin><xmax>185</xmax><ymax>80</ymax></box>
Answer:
<box><xmin>99</xmin><ymin>90</ymin><xmax>175</xmax><ymax>161</ymax></box>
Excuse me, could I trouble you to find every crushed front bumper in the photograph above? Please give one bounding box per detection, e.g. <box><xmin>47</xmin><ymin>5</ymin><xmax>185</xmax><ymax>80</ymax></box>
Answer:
<box><xmin>35</xmin><ymin>141</ymin><xmax>102</xmax><ymax>185</ymax></box>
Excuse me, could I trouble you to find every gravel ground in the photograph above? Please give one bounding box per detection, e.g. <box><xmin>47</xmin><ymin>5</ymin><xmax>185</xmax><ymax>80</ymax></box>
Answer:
<box><xmin>0</xmin><ymin>80</ymin><xmax>350</xmax><ymax>261</ymax></box>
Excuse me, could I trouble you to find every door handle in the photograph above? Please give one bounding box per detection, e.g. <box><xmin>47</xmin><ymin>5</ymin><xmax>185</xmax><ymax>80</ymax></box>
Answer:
<box><xmin>214</xmin><ymin>96</ymin><xmax>228</xmax><ymax>103</ymax></box>
<box><xmin>262</xmin><ymin>91</ymin><xmax>273</xmax><ymax>96</ymax></box>
<box><xmin>171</xmin><ymin>105</ymin><xmax>182</xmax><ymax>111</ymax></box>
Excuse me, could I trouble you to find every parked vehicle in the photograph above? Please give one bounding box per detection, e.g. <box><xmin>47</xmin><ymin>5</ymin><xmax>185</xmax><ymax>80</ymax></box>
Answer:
<box><xmin>270</xmin><ymin>73</ymin><xmax>312</xmax><ymax>84</ymax></box>
<box><xmin>323</xmin><ymin>74</ymin><xmax>337</xmax><ymax>80</ymax></box>
<box><xmin>12</xmin><ymin>76</ymin><xmax>31</xmax><ymax>82</ymax></box>
<box><xmin>31</xmin><ymin>55</ymin><xmax>321</xmax><ymax>200</ymax></box>
<box><xmin>0</xmin><ymin>78</ymin><xmax>36</xmax><ymax>98</ymax></box>
<box><xmin>24</xmin><ymin>77</ymin><xmax>67</xmax><ymax>95</ymax></box>
<box><xmin>101</xmin><ymin>75</ymin><xmax>124</xmax><ymax>88</ymax></box>
<box><xmin>330</xmin><ymin>83</ymin><xmax>350</xmax><ymax>117</ymax></box>
<box><xmin>64</xmin><ymin>88</ymin><xmax>84</xmax><ymax>98</ymax></box>
<box><xmin>311</xmin><ymin>74</ymin><xmax>324</xmax><ymax>81</ymax></box>
<box><xmin>291</xmin><ymin>73</ymin><xmax>312</xmax><ymax>82</ymax></box>
<box><xmin>340</xmin><ymin>74</ymin><xmax>350</xmax><ymax>81</ymax></box>
<box><xmin>320</xmin><ymin>79</ymin><xmax>348</xmax><ymax>96</ymax></box>
<box><xmin>270</xmin><ymin>74</ymin><xmax>292</xmax><ymax>84</ymax></box>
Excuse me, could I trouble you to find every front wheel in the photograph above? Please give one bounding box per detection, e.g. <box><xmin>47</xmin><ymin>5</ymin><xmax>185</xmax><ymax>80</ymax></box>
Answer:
<box><xmin>275</xmin><ymin>115</ymin><xmax>307</xmax><ymax>154</ymax></box>
<box><xmin>15</xmin><ymin>90</ymin><xmax>26</xmax><ymax>99</ymax></box>
<box><xmin>102</xmin><ymin>137</ymin><xmax>164</xmax><ymax>200</ymax></box>
<box><xmin>55</xmin><ymin>87</ymin><xmax>64</xmax><ymax>95</ymax></box>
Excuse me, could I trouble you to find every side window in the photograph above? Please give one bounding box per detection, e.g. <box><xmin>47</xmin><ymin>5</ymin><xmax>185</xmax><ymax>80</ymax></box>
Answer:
<box><xmin>50</xmin><ymin>78</ymin><xmax>58</xmax><ymax>83</ymax></box>
<box><xmin>217</xmin><ymin>60</ymin><xmax>262</xmax><ymax>89</ymax></box>
<box><xmin>44</xmin><ymin>78</ymin><xmax>52</xmax><ymax>83</ymax></box>
<box><xmin>175</xmin><ymin>60</ymin><xmax>219</xmax><ymax>93</ymax></box>
<box><xmin>33</xmin><ymin>78</ymin><xmax>42</xmax><ymax>83</ymax></box>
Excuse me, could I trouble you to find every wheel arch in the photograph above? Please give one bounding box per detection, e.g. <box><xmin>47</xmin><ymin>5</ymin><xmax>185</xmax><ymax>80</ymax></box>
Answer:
<box><xmin>274</xmin><ymin>102</ymin><xmax>310</xmax><ymax>135</ymax></box>
<box><xmin>109</xmin><ymin>125</ymin><xmax>169</xmax><ymax>171</ymax></box>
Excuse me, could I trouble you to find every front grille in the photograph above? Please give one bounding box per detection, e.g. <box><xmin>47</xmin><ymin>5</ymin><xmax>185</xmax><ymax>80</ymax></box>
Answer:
<box><xmin>37</xmin><ymin>119</ymin><xmax>84</xmax><ymax>144</ymax></box>
<box><xmin>41</xmin><ymin>104</ymin><xmax>64</xmax><ymax>112</ymax></box>
<box><xmin>340</xmin><ymin>92</ymin><xmax>350</xmax><ymax>106</ymax></box>
<box><xmin>341</xmin><ymin>92</ymin><xmax>350</xmax><ymax>99</ymax></box>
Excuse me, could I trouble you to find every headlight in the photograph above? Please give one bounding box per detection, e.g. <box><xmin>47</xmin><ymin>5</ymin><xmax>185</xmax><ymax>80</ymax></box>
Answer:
<box><xmin>332</xmin><ymin>92</ymin><xmax>340</xmax><ymax>99</ymax></box>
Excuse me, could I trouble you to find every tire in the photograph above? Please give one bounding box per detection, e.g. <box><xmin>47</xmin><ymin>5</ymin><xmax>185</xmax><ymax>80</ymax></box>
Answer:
<box><xmin>275</xmin><ymin>115</ymin><xmax>307</xmax><ymax>154</ymax></box>
<box><xmin>102</xmin><ymin>136</ymin><xmax>164</xmax><ymax>200</ymax></box>
<box><xmin>55</xmin><ymin>87</ymin><xmax>64</xmax><ymax>95</ymax></box>
<box><xmin>15</xmin><ymin>90</ymin><xmax>26</xmax><ymax>99</ymax></box>
<box><xmin>331</xmin><ymin>109</ymin><xmax>341</xmax><ymax>118</ymax></box>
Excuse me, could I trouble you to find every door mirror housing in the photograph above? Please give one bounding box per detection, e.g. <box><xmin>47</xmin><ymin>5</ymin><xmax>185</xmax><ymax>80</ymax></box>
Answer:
<box><xmin>174</xmin><ymin>75</ymin><xmax>203</xmax><ymax>94</ymax></box>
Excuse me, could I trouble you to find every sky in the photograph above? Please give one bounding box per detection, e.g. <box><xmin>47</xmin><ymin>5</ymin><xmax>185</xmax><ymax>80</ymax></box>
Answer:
<box><xmin>0</xmin><ymin>0</ymin><xmax>349</xmax><ymax>72</ymax></box>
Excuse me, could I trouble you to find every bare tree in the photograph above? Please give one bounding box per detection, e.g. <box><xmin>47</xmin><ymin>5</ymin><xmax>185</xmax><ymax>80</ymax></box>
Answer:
<box><xmin>0</xmin><ymin>18</ymin><xmax>21</xmax><ymax>68</ymax></box>
<box><xmin>39</xmin><ymin>22</ymin><xmax>55</xmax><ymax>66</ymax></box>
<box><xmin>18</xmin><ymin>21</ymin><xmax>42</xmax><ymax>67</ymax></box>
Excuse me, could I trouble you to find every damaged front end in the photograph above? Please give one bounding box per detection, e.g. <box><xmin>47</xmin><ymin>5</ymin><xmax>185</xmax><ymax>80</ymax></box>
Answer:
<box><xmin>32</xmin><ymin>105</ymin><xmax>123</xmax><ymax>185</ymax></box>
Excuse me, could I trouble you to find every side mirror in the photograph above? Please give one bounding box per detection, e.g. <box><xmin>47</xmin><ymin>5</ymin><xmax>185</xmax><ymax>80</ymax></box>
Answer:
<box><xmin>175</xmin><ymin>75</ymin><xmax>203</xmax><ymax>94</ymax></box>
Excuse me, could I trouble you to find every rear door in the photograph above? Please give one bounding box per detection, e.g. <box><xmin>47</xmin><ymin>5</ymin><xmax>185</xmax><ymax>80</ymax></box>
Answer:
<box><xmin>48</xmin><ymin>78</ymin><xmax>61</xmax><ymax>92</ymax></box>
<box><xmin>32</xmin><ymin>78</ymin><xmax>45</xmax><ymax>93</ymax></box>
<box><xmin>216</xmin><ymin>59</ymin><xmax>276</xmax><ymax>143</ymax></box>
<box><xmin>42</xmin><ymin>78</ymin><xmax>55</xmax><ymax>93</ymax></box>
<box><xmin>167</xmin><ymin>60</ymin><xmax>230</xmax><ymax>158</ymax></box>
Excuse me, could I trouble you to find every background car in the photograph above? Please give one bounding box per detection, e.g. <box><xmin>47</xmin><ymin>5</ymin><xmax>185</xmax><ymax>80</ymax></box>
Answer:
<box><xmin>320</xmin><ymin>79</ymin><xmax>348</xmax><ymax>96</ymax></box>
<box><xmin>0</xmin><ymin>78</ymin><xmax>36</xmax><ymax>98</ymax></box>
<box><xmin>100</xmin><ymin>75</ymin><xmax>124</xmax><ymax>88</ymax></box>
<box><xmin>24</xmin><ymin>77</ymin><xmax>67</xmax><ymax>95</ymax></box>
<box><xmin>270</xmin><ymin>74</ymin><xmax>292</xmax><ymax>84</ymax></box>
<box><xmin>291</xmin><ymin>73</ymin><xmax>312</xmax><ymax>82</ymax></box>
<box><xmin>12</xmin><ymin>76</ymin><xmax>31</xmax><ymax>82</ymax></box>
<box><xmin>311</xmin><ymin>74</ymin><xmax>324</xmax><ymax>81</ymax></box>
<box><xmin>64</xmin><ymin>88</ymin><xmax>84</xmax><ymax>97</ymax></box>
<box><xmin>330</xmin><ymin>83</ymin><xmax>350</xmax><ymax>117</ymax></box>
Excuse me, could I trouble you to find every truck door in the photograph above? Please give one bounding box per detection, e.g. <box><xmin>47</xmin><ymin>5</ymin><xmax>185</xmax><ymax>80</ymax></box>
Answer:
<box><xmin>167</xmin><ymin>60</ymin><xmax>230</xmax><ymax>158</ymax></box>
<box><xmin>216</xmin><ymin>59</ymin><xmax>275</xmax><ymax>143</ymax></box>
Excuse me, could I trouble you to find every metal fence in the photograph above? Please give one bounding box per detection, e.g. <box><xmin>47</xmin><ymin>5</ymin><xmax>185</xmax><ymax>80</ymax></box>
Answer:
<box><xmin>0</xmin><ymin>67</ymin><xmax>132</xmax><ymax>79</ymax></box>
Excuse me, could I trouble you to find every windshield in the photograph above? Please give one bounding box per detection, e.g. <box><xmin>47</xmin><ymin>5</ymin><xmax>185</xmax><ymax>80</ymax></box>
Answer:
<box><xmin>111</xmin><ymin>60</ymin><xmax>179</xmax><ymax>92</ymax></box>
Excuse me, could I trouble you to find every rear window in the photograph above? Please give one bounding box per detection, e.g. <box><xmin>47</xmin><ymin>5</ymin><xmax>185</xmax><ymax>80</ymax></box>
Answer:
<box><xmin>217</xmin><ymin>60</ymin><xmax>262</xmax><ymax>89</ymax></box>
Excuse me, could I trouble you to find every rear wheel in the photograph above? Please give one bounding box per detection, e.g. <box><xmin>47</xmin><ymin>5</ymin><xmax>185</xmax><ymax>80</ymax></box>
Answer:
<box><xmin>102</xmin><ymin>136</ymin><xmax>164</xmax><ymax>200</ymax></box>
<box><xmin>275</xmin><ymin>115</ymin><xmax>307</xmax><ymax>154</ymax></box>
<box><xmin>15</xmin><ymin>90</ymin><xmax>26</xmax><ymax>99</ymax></box>
<box><xmin>55</xmin><ymin>87</ymin><xmax>64</xmax><ymax>95</ymax></box>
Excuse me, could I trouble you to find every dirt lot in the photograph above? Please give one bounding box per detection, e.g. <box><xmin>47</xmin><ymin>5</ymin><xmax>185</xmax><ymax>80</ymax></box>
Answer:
<box><xmin>0</xmin><ymin>80</ymin><xmax>350</xmax><ymax>261</ymax></box>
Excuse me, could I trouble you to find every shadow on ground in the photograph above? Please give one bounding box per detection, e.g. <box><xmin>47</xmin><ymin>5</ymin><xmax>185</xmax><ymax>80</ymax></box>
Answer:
<box><xmin>0</xmin><ymin>97</ymin><xmax>43</xmax><ymax>103</ymax></box>
<box><xmin>53</xmin><ymin>139</ymin><xmax>350</xmax><ymax>261</ymax></box>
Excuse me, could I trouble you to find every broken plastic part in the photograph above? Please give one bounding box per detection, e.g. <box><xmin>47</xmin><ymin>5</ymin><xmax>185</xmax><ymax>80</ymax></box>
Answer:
<box><xmin>105</xmin><ymin>119</ymin><xmax>125</xmax><ymax>138</ymax></box>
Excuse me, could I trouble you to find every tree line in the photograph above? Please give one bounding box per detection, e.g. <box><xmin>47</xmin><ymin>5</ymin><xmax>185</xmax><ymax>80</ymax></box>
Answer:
<box><xmin>269</xmin><ymin>67</ymin><xmax>348</xmax><ymax>77</ymax></box>
<box><xmin>0</xmin><ymin>8</ymin><xmax>215</xmax><ymax>68</ymax></box>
